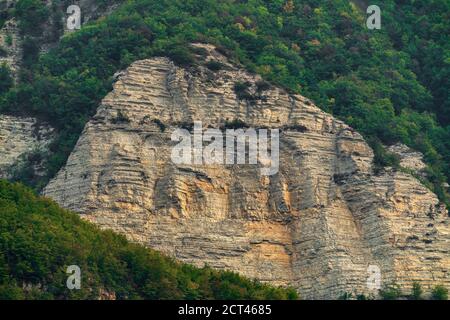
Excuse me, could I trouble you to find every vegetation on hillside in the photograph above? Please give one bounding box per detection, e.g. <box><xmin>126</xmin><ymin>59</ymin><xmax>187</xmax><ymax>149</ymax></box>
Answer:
<box><xmin>338</xmin><ymin>282</ymin><xmax>448</xmax><ymax>300</ymax></box>
<box><xmin>0</xmin><ymin>180</ymin><xmax>298</xmax><ymax>300</ymax></box>
<box><xmin>0</xmin><ymin>0</ymin><xmax>448</xmax><ymax>206</ymax></box>
<box><xmin>0</xmin><ymin>63</ymin><xmax>13</xmax><ymax>94</ymax></box>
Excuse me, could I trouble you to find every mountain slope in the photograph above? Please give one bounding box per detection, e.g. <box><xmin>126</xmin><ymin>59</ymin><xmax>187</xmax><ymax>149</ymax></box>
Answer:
<box><xmin>0</xmin><ymin>0</ymin><xmax>448</xmax><ymax>301</ymax></box>
<box><xmin>0</xmin><ymin>0</ymin><xmax>448</xmax><ymax>207</ymax></box>
<box><xmin>0</xmin><ymin>179</ymin><xmax>298</xmax><ymax>299</ymax></box>
<box><xmin>43</xmin><ymin>48</ymin><xmax>449</xmax><ymax>299</ymax></box>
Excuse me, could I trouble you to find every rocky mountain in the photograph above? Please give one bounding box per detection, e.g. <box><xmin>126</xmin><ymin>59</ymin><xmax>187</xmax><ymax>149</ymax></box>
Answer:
<box><xmin>41</xmin><ymin>44</ymin><xmax>450</xmax><ymax>299</ymax></box>
<box><xmin>0</xmin><ymin>115</ymin><xmax>53</xmax><ymax>179</ymax></box>
<box><xmin>0</xmin><ymin>0</ymin><xmax>116</xmax><ymax>179</ymax></box>
<box><xmin>0</xmin><ymin>0</ymin><xmax>119</xmax><ymax>74</ymax></box>
<box><xmin>0</xmin><ymin>0</ymin><xmax>448</xmax><ymax>300</ymax></box>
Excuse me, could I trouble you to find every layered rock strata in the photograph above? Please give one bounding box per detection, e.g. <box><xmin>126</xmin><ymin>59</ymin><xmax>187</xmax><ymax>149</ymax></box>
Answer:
<box><xmin>0</xmin><ymin>115</ymin><xmax>53</xmax><ymax>179</ymax></box>
<box><xmin>43</xmin><ymin>44</ymin><xmax>449</xmax><ymax>299</ymax></box>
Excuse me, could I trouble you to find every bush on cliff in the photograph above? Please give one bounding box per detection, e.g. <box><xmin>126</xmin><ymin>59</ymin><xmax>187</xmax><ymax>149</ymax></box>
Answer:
<box><xmin>431</xmin><ymin>285</ymin><xmax>448</xmax><ymax>300</ymax></box>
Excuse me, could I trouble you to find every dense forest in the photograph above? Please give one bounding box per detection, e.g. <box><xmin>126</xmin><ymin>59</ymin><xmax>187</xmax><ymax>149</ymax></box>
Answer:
<box><xmin>0</xmin><ymin>179</ymin><xmax>298</xmax><ymax>299</ymax></box>
<box><xmin>0</xmin><ymin>0</ymin><xmax>448</xmax><ymax>207</ymax></box>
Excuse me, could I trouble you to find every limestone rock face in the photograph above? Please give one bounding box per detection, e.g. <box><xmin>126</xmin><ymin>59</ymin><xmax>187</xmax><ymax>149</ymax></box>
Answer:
<box><xmin>0</xmin><ymin>18</ymin><xmax>21</xmax><ymax>78</ymax></box>
<box><xmin>0</xmin><ymin>0</ymin><xmax>119</xmax><ymax>74</ymax></box>
<box><xmin>0</xmin><ymin>115</ymin><xmax>53</xmax><ymax>179</ymax></box>
<box><xmin>43</xmin><ymin>45</ymin><xmax>449</xmax><ymax>299</ymax></box>
<box><xmin>387</xmin><ymin>143</ymin><xmax>427</xmax><ymax>173</ymax></box>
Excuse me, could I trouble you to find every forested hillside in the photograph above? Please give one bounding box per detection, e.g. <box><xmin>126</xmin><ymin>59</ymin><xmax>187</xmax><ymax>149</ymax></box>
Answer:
<box><xmin>0</xmin><ymin>180</ymin><xmax>298</xmax><ymax>299</ymax></box>
<box><xmin>0</xmin><ymin>0</ymin><xmax>448</xmax><ymax>206</ymax></box>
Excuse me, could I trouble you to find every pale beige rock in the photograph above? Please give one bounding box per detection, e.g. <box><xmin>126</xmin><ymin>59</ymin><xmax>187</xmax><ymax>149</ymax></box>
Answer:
<box><xmin>0</xmin><ymin>115</ymin><xmax>54</xmax><ymax>179</ymax></box>
<box><xmin>387</xmin><ymin>143</ymin><xmax>427</xmax><ymax>173</ymax></box>
<box><xmin>0</xmin><ymin>0</ymin><xmax>118</xmax><ymax>69</ymax></box>
<box><xmin>0</xmin><ymin>18</ymin><xmax>21</xmax><ymax>78</ymax></box>
<box><xmin>43</xmin><ymin>45</ymin><xmax>449</xmax><ymax>299</ymax></box>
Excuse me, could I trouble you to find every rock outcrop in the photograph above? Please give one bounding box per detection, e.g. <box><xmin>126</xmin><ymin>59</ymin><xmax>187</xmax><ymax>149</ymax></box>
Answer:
<box><xmin>0</xmin><ymin>17</ymin><xmax>21</xmax><ymax>78</ymax></box>
<box><xmin>43</xmin><ymin>44</ymin><xmax>449</xmax><ymax>299</ymax></box>
<box><xmin>388</xmin><ymin>143</ymin><xmax>427</xmax><ymax>174</ymax></box>
<box><xmin>0</xmin><ymin>115</ymin><xmax>54</xmax><ymax>179</ymax></box>
<box><xmin>0</xmin><ymin>0</ymin><xmax>119</xmax><ymax>75</ymax></box>
<box><xmin>0</xmin><ymin>0</ymin><xmax>116</xmax><ymax>177</ymax></box>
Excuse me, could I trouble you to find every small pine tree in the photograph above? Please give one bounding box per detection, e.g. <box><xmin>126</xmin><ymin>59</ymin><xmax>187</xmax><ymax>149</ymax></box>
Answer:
<box><xmin>431</xmin><ymin>285</ymin><xmax>448</xmax><ymax>300</ymax></box>
<box><xmin>380</xmin><ymin>283</ymin><xmax>401</xmax><ymax>300</ymax></box>
<box><xmin>338</xmin><ymin>292</ymin><xmax>353</xmax><ymax>300</ymax></box>
<box><xmin>411</xmin><ymin>282</ymin><xmax>423</xmax><ymax>300</ymax></box>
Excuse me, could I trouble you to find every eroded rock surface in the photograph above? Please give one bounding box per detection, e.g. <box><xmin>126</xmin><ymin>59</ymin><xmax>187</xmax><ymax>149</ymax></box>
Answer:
<box><xmin>0</xmin><ymin>0</ymin><xmax>119</xmax><ymax>74</ymax></box>
<box><xmin>0</xmin><ymin>115</ymin><xmax>54</xmax><ymax>179</ymax></box>
<box><xmin>0</xmin><ymin>18</ymin><xmax>21</xmax><ymax>78</ymax></box>
<box><xmin>388</xmin><ymin>143</ymin><xmax>427</xmax><ymax>173</ymax></box>
<box><xmin>43</xmin><ymin>45</ymin><xmax>449</xmax><ymax>299</ymax></box>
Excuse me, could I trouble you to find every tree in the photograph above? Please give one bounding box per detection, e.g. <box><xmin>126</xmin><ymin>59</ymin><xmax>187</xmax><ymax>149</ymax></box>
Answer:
<box><xmin>0</xmin><ymin>63</ymin><xmax>12</xmax><ymax>94</ymax></box>
<box><xmin>411</xmin><ymin>282</ymin><xmax>423</xmax><ymax>300</ymax></box>
<box><xmin>431</xmin><ymin>285</ymin><xmax>448</xmax><ymax>300</ymax></box>
<box><xmin>14</xmin><ymin>0</ymin><xmax>49</xmax><ymax>36</ymax></box>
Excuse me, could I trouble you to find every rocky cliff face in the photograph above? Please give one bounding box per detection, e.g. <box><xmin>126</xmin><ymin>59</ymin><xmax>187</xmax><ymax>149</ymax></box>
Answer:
<box><xmin>0</xmin><ymin>0</ymin><xmax>115</xmax><ymax>177</ymax></box>
<box><xmin>43</xmin><ymin>44</ymin><xmax>449</xmax><ymax>299</ymax></box>
<box><xmin>387</xmin><ymin>143</ymin><xmax>427</xmax><ymax>174</ymax></box>
<box><xmin>0</xmin><ymin>0</ymin><xmax>119</xmax><ymax>76</ymax></box>
<box><xmin>0</xmin><ymin>17</ymin><xmax>21</xmax><ymax>78</ymax></box>
<box><xmin>0</xmin><ymin>115</ymin><xmax>53</xmax><ymax>179</ymax></box>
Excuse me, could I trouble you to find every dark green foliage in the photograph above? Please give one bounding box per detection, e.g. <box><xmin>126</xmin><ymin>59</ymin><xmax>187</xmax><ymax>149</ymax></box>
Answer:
<box><xmin>411</xmin><ymin>282</ymin><xmax>423</xmax><ymax>300</ymax></box>
<box><xmin>205</xmin><ymin>60</ymin><xmax>224</xmax><ymax>71</ymax></box>
<box><xmin>0</xmin><ymin>0</ymin><xmax>448</xmax><ymax>209</ymax></box>
<box><xmin>152</xmin><ymin>118</ymin><xmax>166</xmax><ymax>132</ymax></box>
<box><xmin>338</xmin><ymin>292</ymin><xmax>353</xmax><ymax>300</ymax></box>
<box><xmin>368</xmin><ymin>137</ymin><xmax>401</xmax><ymax>172</ymax></box>
<box><xmin>233</xmin><ymin>81</ymin><xmax>264</xmax><ymax>103</ymax></box>
<box><xmin>431</xmin><ymin>285</ymin><xmax>448</xmax><ymax>300</ymax></box>
<box><xmin>284</xmin><ymin>124</ymin><xmax>308</xmax><ymax>133</ymax></box>
<box><xmin>111</xmin><ymin>110</ymin><xmax>130</xmax><ymax>124</ymax></box>
<box><xmin>14</xmin><ymin>0</ymin><xmax>49</xmax><ymax>36</ymax></box>
<box><xmin>0</xmin><ymin>180</ymin><xmax>298</xmax><ymax>300</ymax></box>
<box><xmin>21</xmin><ymin>36</ymin><xmax>40</xmax><ymax>67</ymax></box>
<box><xmin>380</xmin><ymin>283</ymin><xmax>402</xmax><ymax>300</ymax></box>
<box><xmin>5</xmin><ymin>34</ymin><xmax>13</xmax><ymax>47</ymax></box>
<box><xmin>382</xmin><ymin>1</ymin><xmax>450</xmax><ymax>125</ymax></box>
<box><xmin>167</xmin><ymin>46</ymin><xmax>195</xmax><ymax>67</ymax></box>
<box><xmin>0</xmin><ymin>63</ymin><xmax>13</xmax><ymax>94</ymax></box>
<box><xmin>338</xmin><ymin>292</ymin><xmax>370</xmax><ymax>300</ymax></box>
<box><xmin>176</xmin><ymin>121</ymin><xmax>194</xmax><ymax>131</ymax></box>
<box><xmin>0</xmin><ymin>46</ymin><xmax>7</xmax><ymax>57</ymax></box>
<box><xmin>8</xmin><ymin>149</ymin><xmax>49</xmax><ymax>191</ymax></box>
<box><xmin>222</xmin><ymin>119</ymin><xmax>249</xmax><ymax>129</ymax></box>
<box><xmin>234</xmin><ymin>81</ymin><xmax>253</xmax><ymax>100</ymax></box>
<box><xmin>49</xmin><ymin>2</ymin><xmax>64</xmax><ymax>42</ymax></box>
<box><xmin>0</xmin><ymin>9</ymin><xmax>8</xmax><ymax>30</ymax></box>
<box><xmin>256</xmin><ymin>80</ymin><xmax>271</xmax><ymax>92</ymax></box>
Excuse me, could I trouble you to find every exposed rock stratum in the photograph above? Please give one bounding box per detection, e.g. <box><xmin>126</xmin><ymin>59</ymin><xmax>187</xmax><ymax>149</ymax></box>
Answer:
<box><xmin>43</xmin><ymin>44</ymin><xmax>449</xmax><ymax>299</ymax></box>
<box><xmin>0</xmin><ymin>115</ymin><xmax>53</xmax><ymax>179</ymax></box>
